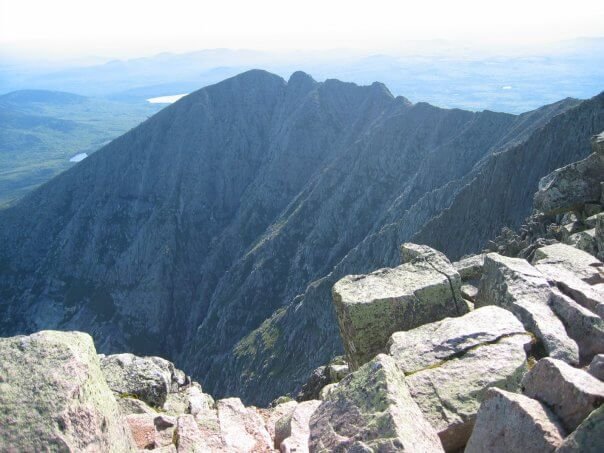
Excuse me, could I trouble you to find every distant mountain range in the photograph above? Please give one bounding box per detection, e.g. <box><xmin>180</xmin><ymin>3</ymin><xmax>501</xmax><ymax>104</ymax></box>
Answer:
<box><xmin>0</xmin><ymin>70</ymin><xmax>602</xmax><ymax>405</ymax></box>
<box><xmin>0</xmin><ymin>90</ymin><xmax>160</xmax><ymax>206</ymax></box>
<box><xmin>1</xmin><ymin>39</ymin><xmax>604</xmax><ymax>112</ymax></box>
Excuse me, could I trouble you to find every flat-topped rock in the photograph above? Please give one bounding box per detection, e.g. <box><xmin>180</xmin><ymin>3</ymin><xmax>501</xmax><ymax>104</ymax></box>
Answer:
<box><xmin>465</xmin><ymin>388</ymin><xmax>565</xmax><ymax>453</ymax></box>
<box><xmin>532</xmin><ymin>243</ymin><xmax>604</xmax><ymax>285</ymax></box>
<box><xmin>533</xmin><ymin>151</ymin><xmax>604</xmax><ymax>215</ymax></box>
<box><xmin>405</xmin><ymin>334</ymin><xmax>530</xmax><ymax>451</ymax></box>
<box><xmin>0</xmin><ymin>331</ymin><xmax>134</xmax><ymax>452</ymax></box>
<box><xmin>389</xmin><ymin>306</ymin><xmax>527</xmax><ymax>374</ymax></box>
<box><xmin>521</xmin><ymin>358</ymin><xmax>604</xmax><ymax>432</ymax></box>
<box><xmin>334</xmin><ymin>244</ymin><xmax>466</xmax><ymax>369</ymax></box>
<box><xmin>476</xmin><ymin>253</ymin><xmax>579</xmax><ymax>365</ymax></box>
<box><xmin>309</xmin><ymin>354</ymin><xmax>444</xmax><ymax>452</ymax></box>
<box><xmin>216</xmin><ymin>398</ymin><xmax>273</xmax><ymax>452</ymax></box>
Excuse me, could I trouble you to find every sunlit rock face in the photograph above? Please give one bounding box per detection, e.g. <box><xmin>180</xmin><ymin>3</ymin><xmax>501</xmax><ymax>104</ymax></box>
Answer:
<box><xmin>0</xmin><ymin>68</ymin><xmax>601</xmax><ymax>405</ymax></box>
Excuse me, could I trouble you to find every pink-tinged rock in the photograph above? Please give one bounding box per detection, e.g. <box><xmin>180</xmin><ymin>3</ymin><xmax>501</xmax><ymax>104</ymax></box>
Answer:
<box><xmin>175</xmin><ymin>415</ymin><xmax>209</xmax><ymax>452</ymax></box>
<box><xmin>465</xmin><ymin>388</ymin><xmax>565</xmax><ymax>453</ymax></box>
<box><xmin>521</xmin><ymin>358</ymin><xmax>604</xmax><ymax>431</ymax></box>
<box><xmin>275</xmin><ymin>400</ymin><xmax>320</xmax><ymax>452</ymax></box>
<box><xmin>126</xmin><ymin>414</ymin><xmax>157</xmax><ymax>449</ymax></box>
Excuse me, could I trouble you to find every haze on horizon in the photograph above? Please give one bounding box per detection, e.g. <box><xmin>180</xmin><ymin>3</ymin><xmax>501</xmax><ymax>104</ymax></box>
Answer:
<box><xmin>1</xmin><ymin>0</ymin><xmax>604</xmax><ymax>59</ymax></box>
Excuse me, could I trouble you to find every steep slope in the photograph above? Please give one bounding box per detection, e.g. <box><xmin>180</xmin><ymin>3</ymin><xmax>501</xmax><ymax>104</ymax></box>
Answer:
<box><xmin>0</xmin><ymin>70</ymin><xmax>592</xmax><ymax>406</ymax></box>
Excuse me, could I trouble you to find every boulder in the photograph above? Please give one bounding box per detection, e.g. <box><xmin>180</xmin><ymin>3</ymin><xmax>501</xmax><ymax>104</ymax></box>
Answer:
<box><xmin>0</xmin><ymin>331</ymin><xmax>134</xmax><ymax>452</ymax></box>
<box><xmin>164</xmin><ymin>382</ymin><xmax>214</xmax><ymax>417</ymax></box>
<box><xmin>461</xmin><ymin>283</ymin><xmax>478</xmax><ymax>302</ymax></box>
<box><xmin>566</xmin><ymin>229</ymin><xmax>597</xmax><ymax>256</ymax></box>
<box><xmin>308</xmin><ymin>354</ymin><xmax>444</xmax><ymax>452</ymax></box>
<box><xmin>100</xmin><ymin>353</ymin><xmax>186</xmax><ymax>408</ymax></box>
<box><xmin>154</xmin><ymin>415</ymin><xmax>177</xmax><ymax>448</ymax></box>
<box><xmin>258</xmin><ymin>400</ymin><xmax>298</xmax><ymax>448</ymax></box>
<box><xmin>532</xmin><ymin>243</ymin><xmax>604</xmax><ymax>285</ymax></box>
<box><xmin>585</xmin><ymin>213</ymin><xmax>601</xmax><ymax>229</ymax></box>
<box><xmin>535</xmin><ymin>262</ymin><xmax>604</xmax><ymax>318</ymax></box>
<box><xmin>453</xmin><ymin>254</ymin><xmax>485</xmax><ymax>281</ymax></box>
<box><xmin>389</xmin><ymin>306</ymin><xmax>527</xmax><ymax>373</ymax></box>
<box><xmin>216</xmin><ymin>398</ymin><xmax>273</xmax><ymax>452</ymax></box>
<box><xmin>556</xmin><ymin>405</ymin><xmax>604</xmax><ymax>453</ymax></box>
<box><xmin>319</xmin><ymin>383</ymin><xmax>338</xmax><ymax>400</ymax></box>
<box><xmin>533</xmin><ymin>151</ymin><xmax>604</xmax><ymax>215</ymax></box>
<box><xmin>549</xmin><ymin>289</ymin><xmax>604</xmax><ymax>361</ymax></box>
<box><xmin>588</xmin><ymin>354</ymin><xmax>604</xmax><ymax>381</ymax></box>
<box><xmin>476</xmin><ymin>253</ymin><xmax>579</xmax><ymax>364</ymax></box>
<box><xmin>275</xmin><ymin>400</ymin><xmax>320</xmax><ymax>452</ymax></box>
<box><xmin>334</xmin><ymin>243</ymin><xmax>466</xmax><ymax>369</ymax></box>
<box><xmin>390</xmin><ymin>308</ymin><xmax>531</xmax><ymax>451</ymax></box>
<box><xmin>521</xmin><ymin>358</ymin><xmax>604</xmax><ymax>431</ymax></box>
<box><xmin>465</xmin><ymin>388</ymin><xmax>565</xmax><ymax>453</ymax></box>
<box><xmin>175</xmin><ymin>414</ymin><xmax>209</xmax><ymax>452</ymax></box>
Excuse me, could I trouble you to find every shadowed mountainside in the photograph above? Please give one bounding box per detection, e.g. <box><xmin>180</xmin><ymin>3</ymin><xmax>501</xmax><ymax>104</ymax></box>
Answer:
<box><xmin>0</xmin><ymin>69</ymin><xmax>601</xmax><ymax>404</ymax></box>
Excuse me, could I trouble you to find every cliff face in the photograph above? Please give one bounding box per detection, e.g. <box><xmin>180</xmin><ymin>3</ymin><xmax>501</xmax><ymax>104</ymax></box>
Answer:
<box><xmin>0</xmin><ymin>69</ymin><xmax>599</xmax><ymax>405</ymax></box>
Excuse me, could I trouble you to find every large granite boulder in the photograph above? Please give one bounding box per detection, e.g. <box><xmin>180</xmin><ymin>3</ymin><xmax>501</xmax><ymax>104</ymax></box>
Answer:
<box><xmin>532</xmin><ymin>243</ymin><xmax>604</xmax><ymax>285</ymax></box>
<box><xmin>333</xmin><ymin>243</ymin><xmax>467</xmax><ymax>369</ymax></box>
<box><xmin>556</xmin><ymin>405</ymin><xmax>604</xmax><ymax>453</ymax></box>
<box><xmin>308</xmin><ymin>354</ymin><xmax>444</xmax><ymax>452</ymax></box>
<box><xmin>453</xmin><ymin>254</ymin><xmax>485</xmax><ymax>281</ymax></box>
<box><xmin>588</xmin><ymin>354</ymin><xmax>604</xmax><ymax>381</ymax></box>
<box><xmin>465</xmin><ymin>388</ymin><xmax>565</xmax><ymax>453</ymax></box>
<box><xmin>476</xmin><ymin>253</ymin><xmax>579</xmax><ymax>364</ymax></box>
<box><xmin>521</xmin><ymin>358</ymin><xmax>604</xmax><ymax>432</ymax></box>
<box><xmin>0</xmin><ymin>331</ymin><xmax>134</xmax><ymax>452</ymax></box>
<box><xmin>533</xmin><ymin>148</ymin><xmax>604</xmax><ymax>215</ymax></box>
<box><xmin>390</xmin><ymin>307</ymin><xmax>531</xmax><ymax>451</ymax></box>
<box><xmin>100</xmin><ymin>353</ymin><xmax>188</xmax><ymax>408</ymax></box>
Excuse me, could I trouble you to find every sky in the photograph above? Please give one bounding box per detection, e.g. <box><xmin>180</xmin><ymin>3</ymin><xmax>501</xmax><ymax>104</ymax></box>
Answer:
<box><xmin>1</xmin><ymin>0</ymin><xmax>604</xmax><ymax>58</ymax></box>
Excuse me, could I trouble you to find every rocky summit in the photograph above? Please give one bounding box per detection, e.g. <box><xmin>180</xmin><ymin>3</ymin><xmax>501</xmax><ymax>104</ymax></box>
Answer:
<box><xmin>1</xmin><ymin>70</ymin><xmax>603</xmax><ymax>406</ymax></box>
<box><xmin>1</xmin><ymin>124</ymin><xmax>603</xmax><ymax>451</ymax></box>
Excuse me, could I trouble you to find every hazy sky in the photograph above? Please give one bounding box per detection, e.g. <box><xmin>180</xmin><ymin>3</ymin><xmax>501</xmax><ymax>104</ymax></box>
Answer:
<box><xmin>1</xmin><ymin>0</ymin><xmax>603</xmax><ymax>58</ymax></box>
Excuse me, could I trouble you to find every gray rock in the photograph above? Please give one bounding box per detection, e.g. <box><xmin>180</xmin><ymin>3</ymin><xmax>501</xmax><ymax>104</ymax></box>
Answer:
<box><xmin>100</xmin><ymin>353</ymin><xmax>183</xmax><ymax>408</ymax></box>
<box><xmin>0</xmin><ymin>331</ymin><xmax>134</xmax><ymax>452</ymax></box>
<box><xmin>532</xmin><ymin>243</ymin><xmax>604</xmax><ymax>285</ymax></box>
<box><xmin>521</xmin><ymin>357</ymin><xmax>604</xmax><ymax>431</ymax></box>
<box><xmin>117</xmin><ymin>396</ymin><xmax>157</xmax><ymax>415</ymax></box>
<box><xmin>476</xmin><ymin>253</ymin><xmax>579</xmax><ymax>364</ymax></box>
<box><xmin>583</xmin><ymin>203</ymin><xmax>602</xmax><ymax>218</ymax></box>
<box><xmin>275</xmin><ymin>400</ymin><xmax>320</xmax><ymax>453</ymax></box>
<box><xmin>566</xmin><ymin>229</ymin><xmax>597</xmax><ymax>256</ymax></box>
<box><xmin>588</xmin><ymin>354</ymin><xmax>604</xmax><ymax>381</ymax></box>
<box><xmin>556</xmin><ymin>405</ymin><xmax>604</xmax><ymax>453</ymax></box>
<box><xmin>453</xmin><ymin>254</ymin><xmax>485</xmax><ymax>281</ymax></box>
<box><xmin>404</xmin><ymin>331</ymin><xmax>530</xmax><ymax>451</ymax></box>
<box><xmin>389</xmin><ymin>306</ymin><xmax>527</xmax><ymax>373</ymax></box>
<box><xmin>597</xmin><ymin>211</ymin><xmax>604</xmax><ymax>260</ymax></box>
<box><xmin>333</xmin><ymin>243</ymin><xmax>466</xmax><ymax>369</ymax></box>
<box><xmin>465</xmin><ymin>388</ymin><xmax>566</xmax><ymax>453</ymax></box>
<box><xmin>258</xmin><ymin>401</ymin><xmax>298</xmax><ymax>449</ymax></box>
<box><xmin>533</xmin><ymin>151</ymin><xmax>604</xmax><ymax>215</ymax></box>
<box><xmin>309</xmin><ymin>354</ymin><xmax>444</xmax><ymax>452</ymax></box>
<box><xmin>549</xmin><ymin>289</ymin><xmax>604</xmax><ymax>362</ymax></box>
<box><xmin>585</xmin><ymin>213</ymin><xmax>602</xmax><ymax>229</ymax></box>
<box><xmin>535</xmin><ymin>262</ymin><xmax>604</xmax><ymax>318</ymax></box>
<box><xmin>461</xmin><ymin>283</ymin><xmax>478</xmax><ymax>302</ymax></box>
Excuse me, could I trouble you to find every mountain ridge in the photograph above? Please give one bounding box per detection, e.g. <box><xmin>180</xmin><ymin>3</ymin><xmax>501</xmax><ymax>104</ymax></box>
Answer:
<box><xmin>0</xmin><ymin>70</ymin><xmax>600</xmax><ymax>405</ymax></box>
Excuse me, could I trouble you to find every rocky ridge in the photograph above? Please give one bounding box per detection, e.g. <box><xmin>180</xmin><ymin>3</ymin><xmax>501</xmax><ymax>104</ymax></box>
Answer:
<box><xmin>1</xmin><ymin>131</ymin><xmax>603</xmax><ymax>451</ymax></box>
<box><xmin>2</xmin><ymin>70</ymin><xmax>603</xmax><ymax>406</ymax></box>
